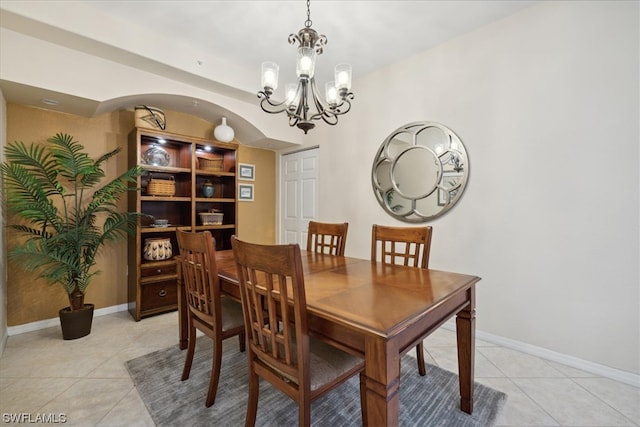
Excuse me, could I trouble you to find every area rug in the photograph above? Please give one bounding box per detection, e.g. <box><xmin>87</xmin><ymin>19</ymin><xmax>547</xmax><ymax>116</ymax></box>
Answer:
<box><xmin>126</xmin><ymin>337</ymin><xmax>506</xmax><ymax>426</ymax></box>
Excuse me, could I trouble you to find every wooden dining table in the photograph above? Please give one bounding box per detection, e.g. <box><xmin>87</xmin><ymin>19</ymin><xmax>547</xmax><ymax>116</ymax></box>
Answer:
<box><xmin>177</xmin><ymin>249</ymin><xmax>481</xmax><ymax>426</ymax></box>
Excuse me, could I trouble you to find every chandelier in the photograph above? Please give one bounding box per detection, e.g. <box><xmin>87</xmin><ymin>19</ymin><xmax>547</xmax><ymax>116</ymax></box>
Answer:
<box><xmin>258</xmin><ymin>0</ymin><xmax>354</xmax><ymax>134</ymax></box>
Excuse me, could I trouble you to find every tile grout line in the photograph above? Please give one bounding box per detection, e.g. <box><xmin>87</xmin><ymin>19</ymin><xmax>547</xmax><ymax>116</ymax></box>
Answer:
<box><xmin>476</xmin><ymin>346</ymin><xmax>564</xmax><ymax>426</ymax></box>
<box><xmin>567</xmin><ymin>376</ymin><xmax>639</xmax><ymax>427</ymax></box>
<box><xmin>427</xmin><ymin>343</ymin><xmax>564</xmax><ymax>426</ymax></box>
<box><xmin>95</xmin><ymin>383</ymin><xmax>138</xmax><ymax>425</ymax></box>
<box><xmin>33</xmin><ymin>377</ymin><xmax>81</xmax><ymax>416</ymax></box>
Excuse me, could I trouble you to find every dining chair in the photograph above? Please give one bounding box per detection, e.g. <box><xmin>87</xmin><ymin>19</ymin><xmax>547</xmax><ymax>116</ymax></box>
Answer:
<box><xmin>371</xmin><ymin>224</ymin><xmax>433</xmax><ymax>376</ymax></box>
<box><xmin>175</xmin><ymin>230</ymin><xmax>246</xmax><ymax>407</ymax></box>
<box><xmin>231</xmin><ymin>236</ymin><xmax>366</xmax><ymax>427</ymax></box>
<box><xmin>306</xmin><ymin>221</ymin><xmax>349</xmax><ymax>256</ymax></box>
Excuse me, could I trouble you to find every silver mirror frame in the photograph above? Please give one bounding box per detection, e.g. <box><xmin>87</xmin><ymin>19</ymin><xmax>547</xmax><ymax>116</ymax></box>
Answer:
<box><xmin>371</xmin><ymin>121</ymin><xmax>470</xmax><ymax>223</ymax></box>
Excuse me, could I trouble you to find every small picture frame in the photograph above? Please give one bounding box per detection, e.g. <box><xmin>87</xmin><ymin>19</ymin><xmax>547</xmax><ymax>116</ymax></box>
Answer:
<box><xmin>238</xmin><ymin>183</ymin><xmax>254</xmax><ymax>201</ymax></box>
<box><xmin>238</xmin><ymin>163</ymin><xmax>255</xmax><ymax>181</ymax></box>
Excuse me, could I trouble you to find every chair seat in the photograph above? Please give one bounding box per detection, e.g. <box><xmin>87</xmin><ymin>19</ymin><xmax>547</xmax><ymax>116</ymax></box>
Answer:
<box><xmin>259</xmin><ymin>334</ymin><xmax>364</xmax><ymax>392</ymax></box>
<box><xmin>220</xmin><ymin>296</ymin><xmax>244</xmax><ymax>332</ymax></box>
<box><xmin>308</xmin><ymin>336</ymin><xmax>364</xmax><ymax>392</ymax></box>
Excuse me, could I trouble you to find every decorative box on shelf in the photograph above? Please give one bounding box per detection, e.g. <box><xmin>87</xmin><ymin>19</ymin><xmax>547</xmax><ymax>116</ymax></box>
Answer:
<box><xmin>199</xmin><ymin>211</ymin><xmax>224</xmax><ymax>225</ymax></box>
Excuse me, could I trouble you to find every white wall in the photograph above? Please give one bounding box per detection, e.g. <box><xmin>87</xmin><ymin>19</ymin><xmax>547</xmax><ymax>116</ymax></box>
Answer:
<box><xmin>303</xmin><ymin>1</ymin><xmax>639</xmax><ymax>376</ymax></box>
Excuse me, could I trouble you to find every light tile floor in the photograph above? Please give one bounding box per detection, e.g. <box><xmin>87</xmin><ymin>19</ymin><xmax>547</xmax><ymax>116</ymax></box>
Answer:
<box><xmin>0</xmin><ymin>311</ymin><xmax>638</xmax><ymax>426</ymax></box>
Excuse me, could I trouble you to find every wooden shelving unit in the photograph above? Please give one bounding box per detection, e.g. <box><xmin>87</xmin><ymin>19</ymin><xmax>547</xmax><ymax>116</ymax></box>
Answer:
<box><xmin>127</xmin><ymin>128</ymin><xmax>238</xmax><ymax>320</ymax></box>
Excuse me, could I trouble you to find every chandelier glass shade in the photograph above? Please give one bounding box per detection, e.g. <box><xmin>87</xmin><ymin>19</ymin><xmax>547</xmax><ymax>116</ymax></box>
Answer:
<box><xmin>258</xmin><ymin>1</ymin><xmax>354</xmax><ymax>134</ymax></box>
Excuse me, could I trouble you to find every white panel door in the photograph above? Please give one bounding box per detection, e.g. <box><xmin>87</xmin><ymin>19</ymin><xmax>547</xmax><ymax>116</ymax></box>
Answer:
<box><xmin>280</xmin><ymin>148</ymin><xmax>319</xmax><ymax>246</ymax></box>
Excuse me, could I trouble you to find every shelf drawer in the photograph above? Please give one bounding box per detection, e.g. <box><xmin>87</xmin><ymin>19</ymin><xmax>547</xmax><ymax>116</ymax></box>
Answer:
<box><xmin>141</xmin><ymin>263</ymin><xmax>176</xmax><ymax>278</ymax></box>
<box><xmin>140</xmin><ymin>280</ymin><xmax>178</xmax><ymax>312</ymax></box>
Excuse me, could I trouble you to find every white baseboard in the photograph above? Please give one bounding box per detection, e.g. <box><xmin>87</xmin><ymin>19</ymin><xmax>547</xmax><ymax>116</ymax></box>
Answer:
<box><xmin>6</xmin><ymin>303</ymin><xmax>129</xmax><ymax>336</ymax></box>
<box><xmin>0</xmin><ymin>330</ymin><xmax>7</xmax><ymax>355</ymax></box>
<box><xmin>441</xmin><ymin>322</ymin><xmax>640</xmax><ymax>388</ymax></box>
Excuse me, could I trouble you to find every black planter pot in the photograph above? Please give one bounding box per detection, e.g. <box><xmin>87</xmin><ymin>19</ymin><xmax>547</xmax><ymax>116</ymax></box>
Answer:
<box><xmin>58</xmin><ymin>304</ymin><xmax>94</xmax><ymax>340</ymax></box>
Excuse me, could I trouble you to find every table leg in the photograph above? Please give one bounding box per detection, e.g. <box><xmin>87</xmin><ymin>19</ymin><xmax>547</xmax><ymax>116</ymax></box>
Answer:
<box><xmin>456</xmin><ymin>286</ymin><xmax>476</xmax><ymax>414</ymax></box>
<box><xmin>363</xmin><ymin>336</ymin><xmax>401</xmax><ymax>426</ymax></box>
<box><xmin>177</xmin><ymin>279</ymin><xmax>187</xmax><ymax>350</ymax></box>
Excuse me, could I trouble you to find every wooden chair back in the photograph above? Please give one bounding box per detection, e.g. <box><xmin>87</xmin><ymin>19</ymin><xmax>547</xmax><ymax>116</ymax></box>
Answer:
<box><xmin>371</xmin><ymin>224</ymin><xmax>433</xmax><ymax>376</ymax></box>
<box><xmin>232</xmin><ymin>237</ymin><xmax>308</xmax><ymax>389</ymax></box>
<box><xmin>371</xmin><ymin>224</ymin><xmax>433</xmax><ymax>268</ymax></box>
<box><xmin>176</xmin><ymin>230</ymin><xmax>246</xmax><ymax>407</ymax></box>
<box><xmin>176</xmin><ymin>230</ymin><xmax>222</xmax><ymax>327</ymax></box>
<box><xmin>231</xmin><ymin>236</ymin><xmax>366</xmax><ymax>426</ymax></box>
<box><xmin>306</xmin><ymin>221</ymin><xmax>349</xmax><ymax>256</ymax></box>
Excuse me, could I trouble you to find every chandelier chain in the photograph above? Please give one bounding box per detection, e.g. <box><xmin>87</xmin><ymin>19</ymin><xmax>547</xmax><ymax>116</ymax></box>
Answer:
<box><xmin>305</xmin><ymin>0</ymin><xmax>312</xmax><ymax>28</ymax></box>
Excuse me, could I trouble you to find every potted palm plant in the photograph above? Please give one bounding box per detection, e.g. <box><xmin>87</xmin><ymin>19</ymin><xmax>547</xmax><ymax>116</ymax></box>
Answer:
<box><xmin>1</xmin><ymin>133</ymin><xmax>145</xmax><ymax>339</ymax></box>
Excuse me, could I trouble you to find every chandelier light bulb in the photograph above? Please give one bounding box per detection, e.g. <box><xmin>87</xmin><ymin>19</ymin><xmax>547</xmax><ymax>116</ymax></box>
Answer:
<box><xmin>337</xmin><ymin>71</ymin><xmax>348</xmax><ymax>85</ymax></box>
<box><xmin>264</xmin><ymin>70</ymin><xmax>276</xmax><ymax>87</ymax></box>
<box><xmin>261</xmin><ymin>61</ymin><xmax>279</xmax><ymax>91</ymax></box>
<box><xmin>297</xmin><ymin>47</ymin><xmax>316</xmax><ymax>78</ymax></box>
<box><xmin>335</xmin><ymin>63</ymin><xmax>352</xmax><ymax>91</ymax></box>
<box><xmin>337</xmin><ymin>71</ymin><xmax>348</xmax><ymax>86</ymax></box>
<box><xmin>285</xmin><ymin>83</ymin><xmax>298</xmax><ymax>108</ymax></box>
<box><xmin>300</xmin><ymin>57</ymin><xmax>312</xmax><ymax>73</ymax></box>
<box><xmin>325</xmin><ymin>82</ymin><xmax>338</xmax><ymax>105</ymax></box>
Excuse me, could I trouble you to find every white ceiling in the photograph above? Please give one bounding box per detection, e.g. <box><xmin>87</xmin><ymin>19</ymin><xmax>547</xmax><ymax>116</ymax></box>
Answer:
<box><xmin>1</xmin><ymin>0</ymin><xmax>538</xmax><ymax>146</ymax></box>
<box><xmin>83</xmin><ymin>0</ymin><xmax>537</xmax><ymax>91</ymax></box>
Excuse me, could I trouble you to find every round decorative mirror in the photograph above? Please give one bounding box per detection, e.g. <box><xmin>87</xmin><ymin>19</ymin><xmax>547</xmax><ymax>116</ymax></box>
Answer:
<box><xmin>371</xmin><ymin>121</ymin><xmax>469</xmax><ymax>222</ymax></box>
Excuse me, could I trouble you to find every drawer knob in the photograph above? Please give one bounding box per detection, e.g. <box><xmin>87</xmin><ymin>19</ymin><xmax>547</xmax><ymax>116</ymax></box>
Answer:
<box><xmin>156</xmin><ymin>269</ymin><xmax>162</xmax><ymax>273</ymax></box>
<box><xmin>159</xmin><ymin>290</ymin><xmax>167</xmax><ymax>297</ymax></box>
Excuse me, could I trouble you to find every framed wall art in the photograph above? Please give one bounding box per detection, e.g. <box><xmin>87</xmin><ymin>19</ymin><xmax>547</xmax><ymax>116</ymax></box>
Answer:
<box><xmin>238</xmin><ymin>163</ymin><xmax>255</xmax><ymax>181</ymax></box>
<box><xmin>238</xmin><ymin>183</ymin><xmax>254</xmax><ymax>201</ymax></box>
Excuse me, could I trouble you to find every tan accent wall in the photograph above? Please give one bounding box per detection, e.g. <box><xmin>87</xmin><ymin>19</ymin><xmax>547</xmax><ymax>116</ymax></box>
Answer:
<box><xmin>5</xmin><ymin>105</ymin><xmax>275</xmax><ymax>326</ymax></box>
<box><xmin>236</xmin><ymin>147</ymin><xmax>276</xmax><ymax>245</ymax></box>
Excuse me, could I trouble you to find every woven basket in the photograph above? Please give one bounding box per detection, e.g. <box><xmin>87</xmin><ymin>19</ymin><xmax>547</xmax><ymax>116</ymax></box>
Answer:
<box><xmin>199</xmin><ymin>212</ymin><xmax>223</xmax><ymax>225</ymax></box>
<box><xmin>199</xmin><ymin>157</ymin><xmax>224</xmax><ymax>172</ymax></box>
<box><xmin>147</xmin><ymin>175</ymin><xmax>175</xmax><ymax>196</ymax></box>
